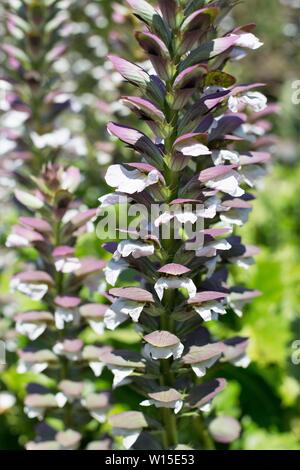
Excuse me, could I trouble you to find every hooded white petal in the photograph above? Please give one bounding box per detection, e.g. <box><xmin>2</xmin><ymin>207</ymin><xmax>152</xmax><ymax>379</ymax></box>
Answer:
<box><xmin>232</xmin><ymin>355</ymin><xmax>251</xmax><ymax>368</ymax></box>
<box><xmin>104</xmin><ymin>299</ymin><xmax>145</xmax><ymax>330</ymax></box>
<box><xmin>229</xmin><ymin>92</ymin><xmax>267</xmax><ymax>113</ymax></box>
<box><xmin>6</xmin><ymin>234</ymin><xmax>30</xmax><ymax>248</ymax></box>
<box><xmin>108</xmin><ymin>366</ymin><xmax>134</xmax><ymax>388</ymax></box>
<box><xmin>54</xmin><ymin>308</ymin><xmax>80</xmax><ymax>330</ymax></box>
<box><xmin>114</xmin><ymin>240</ymin><xmax>154</xmax><ymax>260</ymax></box>
<box><xmin>193</xmin><ymin>301</ymin><xmax>226</xmax><ymax>322</ymax></box>
<box><xmin>31</xmin><ymin>129</ymin><xmax>70</xmax><ymax>149</ymax></box>
<box><xmin>205</xmin><ymin>171</ymin><xmax>244</xmax><ymax>197</ymax></box>
<box><xmin>144</xmin><ymin>342</ymin><xmax>184</xmax><ymax>360</ymax></box>
<box><xmin>89</xmin><ymin>361</ymin><xmax>105</xmax><ymax>377</ymax></box>
<box><xmin>54</xmin><ymin>257</ymin><xmax>81</xmax><ymax>274</ymax></box>
<box><xmin>234</xmin><ymin>33</ymin><xmax>263</xmax><ymax>49</ymax></box>
<box><xmin>16</xmin><ymin>321</ymin><xmax>47</xmax><ymax>341</ymax></box>
<box><xmin>212</xmin><ymin>150</ymin><xmax>240</xmax><ymax>165</ymax></box>
<box><xmin>0</xmin><ymin>392</ymin><xmax>16</xmax><ymax>414</ymax></box>
<box><xmin>11</xmin><ymin>278</ymin><xmax>48</xmax><ymax>301</ymax></box>
<box><xmin>88</xmin><ymin>319</ymin><xmax>105</xmax><ymax>336</ymax></box>
<box><xmin>154</xmin><ymin>277</ymin><xmax>196</xmax><ymax>301</ymax></box>
<box><xmin>104</xmin><ymin>258</ymin><xmax>128</xmax><ymax>286</ymax></box>
<box><xmin>191</xmin><ymin>355</ymin><xmax>221</xmax><ymax>377</ymax></box>
<box><xmin>177</xmin><ymin>142</ymin><xmax>211</xmax><ymax>157</ymax></box>
<box><xmin>140</xmin><ymin>398</ymin><xmax>183</xmax><ymax>414</ymax></box>
<box><xmin>105</xmin><ymin>165</ymin><xmax>159</xmax><ymax>194</ymax></box>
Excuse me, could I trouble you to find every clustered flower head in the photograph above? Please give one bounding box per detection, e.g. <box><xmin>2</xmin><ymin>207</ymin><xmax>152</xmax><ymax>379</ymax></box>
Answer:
<box><xmin>98</xmin><ymin>0</ymin><xmax>274</xmax><ymax>450</ymax></box>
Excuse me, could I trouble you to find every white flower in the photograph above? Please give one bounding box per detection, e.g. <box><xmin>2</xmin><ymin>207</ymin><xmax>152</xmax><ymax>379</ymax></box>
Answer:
<box><xmin>88</xmin><ymin>319</ymin><xmax>105</xmax><ymax>336</ymax></box>
<box><xmin>234</xmin><ymin>33</ymin><xmax>263</xmax><ymax>49</ymax></box>
<box><xmin>205</xmin><ymin>170</ymin><xmax>244</xmax><ymax>197</ymax></box>
<box><xmin>0</xmin><ymin>137</ymin><xmax>15</xmax><ymax>156</ymax></box>
<box><xmin>212</xmin><ymin>150</ymin><xmax>240</xmax><ymax>165</ymax></box>
<box><xmin>104</xmin><ymin>299</ymin><xmax>145</xmax><ymax>330</ymax></box>
<box><xmin>233</xmin><ymin>355</ymin><xmax>251</xmax><ymax>368</ymax></box>
<box><xmin>54</xmin><ymin>257</ymin><xmax>81</xmax><ymax>274</ymax></box>
<box><xmin>113</xmin><ymin>240</ymin><xmax>154</xmax><ymax>260</ymax></box>
<box><xmin>31</xmin><ymin>128</ymin><xmax>70</xmax><ymax>149</ymax></box>
<box><xmin>0</xmin><ymin>392</ymin><xmax>16</xmax><ymax>414</ymax></box>
<box><xmin>193</xmin><ymin>301</ymin><xmax>227</xmax><ymax>322</ymax></box>
<box><xmin>144</xmin><ymin>342</ymin><xmax>184</xmax><ymax>360</ymax></box>
<box><xmin>112</xmin><ymin>429</ymin><xmax>141</xmax><ymax>450</ymax></box>
<box><xmin>195</xmin><ymin>239</ymin><xmax>231</xmax><ymax>258</ymax></box>
<box><xmin>17</xmin><ymin>361</ymin><xmax>48</xmax><ymax>374</ymax></box>
<box><xmin>191</xmin><ymin>355</ymin><xmax>222</xmax><ymax>378</ymax></box>
<box><xmin>10</xmin><ymin>278</ymin><xmax>48</xmax><ymax>301</ymax></box>
<box><xmin>6</xmin><ymin>233</ymin><xmax>30</xmax><ymax>248</ymax></box>
<box><xmin>176</xmin><ymin>141</ymin><xmax>211</xmax><ymax>157</ymax></box>
<box><xmin>107</xmin><ymin>366</ymin><xmax>134</xmax><ymax>389</ymax></box>
<box><xmin>54</xmin><ymin>308</ymin><xmax>80</xmax><ymax>330</ymax></box>
<box><xmin>89</xmin><ymin>361</ymin><xmax>105</xmax><ymax>377</ymax></box>
<box><xmin>105</xmin><ymin>164</ymin><xmax>159</xmax><ymax>194</ymax></box>
<box><xmin>16</xmin><ymin>321</ymin><xmax>47</xmax><ymax>341</ymax></box>
<box><xmin>104</xmin><ymin>258</ymin><xmax>128</xmax><ymax>286</ymax></box>
<box><xmin>228</xmin><ymin>91</ymin><xmax>267</xmax><ymax>113</ymax></box>
<box><xmin>1</xmin><ymin>110</ymin><xmax>29</xmax><ymax>128</ymax></box>
<box><xmin>154</xmin><ymin>277</ymin><xmax>196</xmax><ymax>301</ymax></box>
<box><xmin>140</xmin><ymin>398</ymin><xmax>183</xmax><ymax>414</ymax></box>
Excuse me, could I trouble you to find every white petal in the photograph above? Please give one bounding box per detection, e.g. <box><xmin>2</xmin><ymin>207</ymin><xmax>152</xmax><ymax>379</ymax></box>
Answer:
<box><xmin>24</xmin><ymin>406</ymin><xmax>44</xmax><ymax>419</ymax></box>
<box><xmin>0</xmin><ymin>392</ymin><xmax>16</xmax><ymax>413</ymax></box>
<box><xmin>241</xmin><ymin>92</ymin><xmax>267</xmax><ymax>112</ymax></box>
<box><xmin>12</xmin><ymin>280</ymin><xmax>48</xmax><ymax>301</ymax></box>
<box><xmin>88</xmin><ymin>320</ymin><xmax>105</xmax><ymax>336</ymax></box>
<box><xmin>154</xmin><ymin>277</ymin><xmax>196</xmax><ymax>301</ymax></box>
<box><xmin>234</xmin><ymin>33</ymin><xmax>263</xmax><ymax>49</ymax></box>
<box><xmin>191</xmin><ymin>355</ymin><xmax>221</xmax><ymax>377</ymax></box>
<box><xmin>104</xmin><ymin>259</ymin><xmax>128</xmax><ymax>286</ymax></box>
<box><xmin>104</xmin><ymin>306</ymin><xmax>127</xmax><ymax>330</ymax></box>
<box><xmin>212</xmin><ymin>150</ymin><xmax>240</xmax><ymax>165</ymax></box>
<box><xmin>110</xmin><ymin>366</ymin><xmax>134</xmax><ymax>388</ymax></box>
<box><xmin>123</xmin><ymin>431</ymin><xmax>141</xmax><ymax>449</ymax></box>
<box><xmin>114</xmin><ymin>240</ymin><xmax>154</xmax><ymax>260</ymax></box>
<box><xmin>228</xmin><ymin>96</ymin><xmax>240</xmax><ymax>113</ymax></box>
<box><xmin>6</xmin><ymin>234</ymin><xmax>29</xmax><ymax>248</ymax></box>
<box><xmin>140</xmin><ymin>399</ymin><xmax>151</xmax><ymax>407</ymax></box>
<box><xmin>56</xmin><ymin>392</ymin><xmax>68</xmax><ymax>408</ymax></box>
<box><xmin>144</xmin><ymin>343</ymin><xmax>183</xmax><ymax>361</ymax></box>
<box><xmin>89</xmin><ymin>361</ymin><xmax>105</xmax><ymax>377</ymax></box>
<box><xmin>55</xmin><ymin>257</ymin><xmax>81</xmax><ymax>273</ymax></box>
<box><xmin>16</xmin><ymin>322</ymin><xmax>47</xmax><ymax>341</ymax></box>
<box><xmin>233</xmin><ymin>355</ymin><xmax>251</xmax><ymax>368</ymax></box>
<box><xmin>174</xmin><ymin>400</ymin><xmax>183</xmax><ymax>414</ymax></box>
<box><xmin>206</xmin><ymin>172</ymin><xmax>244</xmax><ymax>197</ymax></box>
<box><xmin>200</xmin><ymin>402</ymin><xmax>212</xmax><ymax>413</ymax></box>
<box><xmin>178</xmin><ymin>142</ymin><xmax>211</xmax><ymax>157</ymax></box>
<box><xmin>105</xmin><ymin>165</ymin><xmax>159</xmax><ymax>194</ymax></box>
<box><xmin>91</xmin><ymin>410</ymin><xmax>106</xmax><ymax>423</ymax></box>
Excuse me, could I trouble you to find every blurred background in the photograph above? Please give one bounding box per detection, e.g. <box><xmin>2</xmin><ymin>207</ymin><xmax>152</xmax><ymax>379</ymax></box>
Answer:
<box><xmin>0</xmin><ymin>0</ymin><xmax>300</xmax><ymax>450</ymax></box>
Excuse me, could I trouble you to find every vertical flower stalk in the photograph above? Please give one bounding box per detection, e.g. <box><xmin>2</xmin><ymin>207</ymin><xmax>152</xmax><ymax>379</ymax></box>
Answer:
<box><xmin>8</xmin><ymin>165</ymin><xmax>110</xmax><ymax>449</ymax></box>
<box><xmin>99</xmin><ymin>0</ymin><xmax>272</xmax><ymax>450</ymax></box>
<box><xmin>2</xmin><ymin>0</ymin><xmax>111</xmax><ymax>450</ymax></box>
